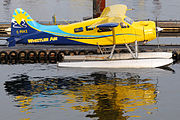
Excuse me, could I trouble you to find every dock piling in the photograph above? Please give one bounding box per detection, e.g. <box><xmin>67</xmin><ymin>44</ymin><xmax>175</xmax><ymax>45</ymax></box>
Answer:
<box><xmin>93</xmin><ymin>0</ymin><xmax>105</xmax><ymax>18</ymax></box>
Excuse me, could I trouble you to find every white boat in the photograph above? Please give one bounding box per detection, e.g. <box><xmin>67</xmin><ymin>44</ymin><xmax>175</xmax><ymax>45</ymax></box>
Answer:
<box><xmin>57</xmin><ymin>58</ymin><xmax>173</xmax><ymax>68</ymax></box>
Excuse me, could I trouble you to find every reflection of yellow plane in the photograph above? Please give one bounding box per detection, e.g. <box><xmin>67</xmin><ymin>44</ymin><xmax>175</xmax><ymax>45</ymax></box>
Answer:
<box><xmin>65</xmin><ymin>78</ymin><xmax>157</xmax><ymax>119</ymax></box>
<box><xmin>5</xmin><ymin>72</ymin><xmax>157</xmax><ymax>119</ymax></box>
<box><xmin>8</xmin><ymin>4</ymin><xmax>158</xmax><ymax>47</ymax></box>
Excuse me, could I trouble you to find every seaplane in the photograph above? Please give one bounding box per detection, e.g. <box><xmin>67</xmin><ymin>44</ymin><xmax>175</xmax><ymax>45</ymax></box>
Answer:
<box><xmin>7</xmin><ymin>4</ymin><xmax>173</xmax><ymax>68</ymax></box>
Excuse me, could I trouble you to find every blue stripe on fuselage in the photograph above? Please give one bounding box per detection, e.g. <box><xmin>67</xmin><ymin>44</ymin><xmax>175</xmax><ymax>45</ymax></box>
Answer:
<box><xmin>27</xmin><ymin>21</ymin><xmax>113</xmax><ymax>38</ymax></box>
<box><xmin>17</xmin><ymin>31</ymin><xmax>91</xmax><ymax>45</ymax></box>
<box><xmin>27</xmin><ymin>21</ymin><xmax>138</xmax><ymax>39</ymax></box>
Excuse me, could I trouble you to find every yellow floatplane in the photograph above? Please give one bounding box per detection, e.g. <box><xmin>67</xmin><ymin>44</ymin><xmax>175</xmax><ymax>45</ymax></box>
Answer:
<box><xmin>57</xmin><ymin>4</ymin><xmax>173</xmax><ymax>68</ymax></box>
<box><xmin>7</xmin><ymin>4</ymin><xmax>172</xmax><ymax>68</ymax></box>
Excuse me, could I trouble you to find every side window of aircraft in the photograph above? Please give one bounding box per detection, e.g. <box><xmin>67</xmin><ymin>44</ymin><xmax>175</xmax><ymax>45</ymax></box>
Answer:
<box><xmin>74</xmin><ymin>27</ymin><xmax>83</xmax><ymax>33</ymax></box>
<box><xmin>120</xmin><ymin>22</ymin><xmax>130</xmax><ymax>28</ymax></box>
<box><xmin>98</xmin><ymin>27</ymin><xmax>112</xmax><ymax>32</ymax></box>
<box><xmin>124</xmin><ymin>17</ymin><xmax>134</xmax><ymax>25</ymax></box>
<box><xmin>86</xmin><ymin>26</ymin><xmax>94</xmax><ymax>31</ymax></box>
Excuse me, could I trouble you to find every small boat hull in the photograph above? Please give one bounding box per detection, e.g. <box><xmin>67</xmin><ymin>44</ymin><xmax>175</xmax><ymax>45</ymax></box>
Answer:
<box><xmin>57</xmin><ymin>58</ymin><xmax>173</xmax><ymax>68</ymax></box>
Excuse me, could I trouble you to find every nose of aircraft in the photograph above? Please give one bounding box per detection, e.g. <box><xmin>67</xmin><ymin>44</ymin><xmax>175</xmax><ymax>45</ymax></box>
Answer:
<box><xmin>143</xmin><ymin>21</ymin><xmax>157</xmax><ymax>41</ymax></box>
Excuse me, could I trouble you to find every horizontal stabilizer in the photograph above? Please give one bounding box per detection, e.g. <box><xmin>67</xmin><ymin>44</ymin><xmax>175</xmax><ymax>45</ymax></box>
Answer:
<box><xmin>7</xmin><ymin>37</ymin><xmax>16</xmax><ymax>47</ymax></box>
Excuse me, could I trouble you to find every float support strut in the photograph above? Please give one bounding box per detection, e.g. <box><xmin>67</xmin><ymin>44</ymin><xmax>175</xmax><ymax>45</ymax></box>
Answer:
<box><xmin>135</xmin><ymin>40</ymin><xmax>138</xmax><ymax>58</ymax></box>
<box><xmin>109</xmin><ymin>28</ymin><xmax>116</xmax><ymax>59</ymax></box>
<box><xmin>125</xmin><ymin>43</ymin><xmax>136</xmax><ymax>58</ymax></box>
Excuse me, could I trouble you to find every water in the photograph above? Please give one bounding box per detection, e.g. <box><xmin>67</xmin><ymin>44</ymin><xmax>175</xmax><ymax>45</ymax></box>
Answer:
<box><xmin>0</xmin><ymin>0</ymin><xmax>93</xmax><ymax>22</ymax></box>
<box><xmin>0</xmin><ymin>63</ymin><xmax>180</xmax><ymax>120</ymax></box>
<box><xmin>1</xmin><ymin>0</ymin><xmax>180</xmax><ymax>22</ymax></box>
<box><xmin>1</xmin><ymin>0</ymin><xmax>180</xmax><ymax>120</ymax></box>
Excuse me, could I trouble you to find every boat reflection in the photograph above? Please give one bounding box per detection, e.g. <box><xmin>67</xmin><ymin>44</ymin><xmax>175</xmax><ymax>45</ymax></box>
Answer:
<box><xmin>4</xmin><ymin>71</ymin><xmax>158</xmax><ymax>119</ymax></box>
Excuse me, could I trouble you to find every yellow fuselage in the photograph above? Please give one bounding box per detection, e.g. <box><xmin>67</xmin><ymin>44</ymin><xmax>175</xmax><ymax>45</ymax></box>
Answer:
<box><xmin>58</xmin><ymin>17</ymin><xmax>157</xmax><ymax>45</ymax></box>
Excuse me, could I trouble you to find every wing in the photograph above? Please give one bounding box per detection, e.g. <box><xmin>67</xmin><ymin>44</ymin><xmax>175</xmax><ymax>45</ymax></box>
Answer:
<box><xmin>90</xmin><ymin>4</ymin><xmax>128</xmax><ymax>28</ymax></box>
<box><xmin>100</xmin><ymin>4</ymin><xmax>127</xmax><ymax>18</ymax></box>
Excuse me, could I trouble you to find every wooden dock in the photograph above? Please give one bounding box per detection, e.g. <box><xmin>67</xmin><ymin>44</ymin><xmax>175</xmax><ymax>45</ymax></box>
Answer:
<box><xmin>0</xmin><ymin>44</ymin><xmax>179</xmax><ymax>64</ymax></box>
<box><xmin>0</xmin><ymin>23</ymin><xmax>10</xmax><ymax>37</ymax></box>
<box><xmin>157</xmin><ymin>21</ymin><xmax>180</xmax><ymax>37</ymax></box>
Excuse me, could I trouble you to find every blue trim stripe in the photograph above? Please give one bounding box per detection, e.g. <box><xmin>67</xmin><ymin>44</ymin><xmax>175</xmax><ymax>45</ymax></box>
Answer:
<box><xmin>13</xmin><ymin>12</ymin><xmax>17</xmax><ymax>16</ymax></box>
<box><xmin>66</xmin><ymin>34</ymin><xmax>137</xmax><ymax>39</ymax></box>
<box><xmin>27</xmin><ymin>21</ymin><xmax>105</xmax><ymax>38</ymax></box>
<box><xmin>27</xmin><ymin>21</ymin><xmax>138</xmax><ymax>39</ymax></box>
<box><xmin>27</xmin><ymin>17</ymin><xmax>31</xmax><ymax>19</ymax></box>
<box><xmin>17</xmin><ymin>10</ymin><xmax>20</xmax><ymax>14</ymax></box>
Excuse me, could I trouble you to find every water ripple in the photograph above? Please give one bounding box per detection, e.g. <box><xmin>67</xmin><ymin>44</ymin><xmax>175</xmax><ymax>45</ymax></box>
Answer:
<box><xmin>4</xmin><ymin>71</ymin><xmax>158</xmax><ymax>119</ymax></box>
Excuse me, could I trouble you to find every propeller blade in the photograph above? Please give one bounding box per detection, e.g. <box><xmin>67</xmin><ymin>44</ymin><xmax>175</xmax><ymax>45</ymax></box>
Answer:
<box><xmin>156</xmin><ymin>27</ymin><xmax>163</xmax><ymax>32</ymax></box>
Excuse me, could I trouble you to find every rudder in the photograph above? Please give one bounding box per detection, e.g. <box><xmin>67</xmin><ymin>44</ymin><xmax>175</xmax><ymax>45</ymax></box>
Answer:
<box><xmin>8</xmin><ymin>8</ymin><xmax>40</xmax><ymax>47</ymax></box>
<box><xmin>11</xmin><ymin>8</ymin><xmax>39</xmax><ymax>36</ymax></box>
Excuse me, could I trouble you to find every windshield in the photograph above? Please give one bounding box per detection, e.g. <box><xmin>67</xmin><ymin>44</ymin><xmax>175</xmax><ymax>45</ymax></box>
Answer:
<box><xmin>124</xmin><ymin>17</ymin><xmax>134</xmax><ymax>25</ymax></box>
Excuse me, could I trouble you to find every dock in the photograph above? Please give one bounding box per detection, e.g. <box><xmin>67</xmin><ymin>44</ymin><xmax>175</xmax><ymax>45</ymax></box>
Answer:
<box><xmin>0</xmin><ymin>23</ymin><xmax>10</xmax><ymax>37</ymax></box>
<box><xmin>157</xmin><ymin>21</ymin><xmax>180</xmax><ymax>37</ymax></box>
<box><xmin>0</xmin><ymin>44</ymin><xmax>179</xmax><ymax>64</ymax></box>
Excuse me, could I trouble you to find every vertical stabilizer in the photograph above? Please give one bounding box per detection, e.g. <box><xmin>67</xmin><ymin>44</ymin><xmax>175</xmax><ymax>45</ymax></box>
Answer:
<box><xmin>8</xmin><ymin>8</ymin><xmax>40</xmax><ymax>47</ymax></box>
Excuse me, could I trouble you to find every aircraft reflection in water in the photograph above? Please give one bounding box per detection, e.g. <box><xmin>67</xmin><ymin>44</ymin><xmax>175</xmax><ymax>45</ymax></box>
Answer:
<box><xmin>4</xmin><ymin>72</ymin><xmax>158</xmax><ymax>119</ymax></box>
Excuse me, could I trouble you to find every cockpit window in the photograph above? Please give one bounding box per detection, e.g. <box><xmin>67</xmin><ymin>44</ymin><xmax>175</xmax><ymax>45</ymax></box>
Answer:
<box><xmin>124</xmin><ymin>17</ymin><xmax>134</xmax><ymax>25</ymax></box>
<box><xmin>74</xmin><ymin>27</ymin><xmax>83</xmax><ymax>33</ymax></box>
<box><xmin>120</xmin><ymin>22</ymin><xmax>130</xmax><ymax>28</ymax></box>
<box><xmin>86</xmin><ymin>26</ymin><xmax>94</xmax><ymax>31</ymax></box>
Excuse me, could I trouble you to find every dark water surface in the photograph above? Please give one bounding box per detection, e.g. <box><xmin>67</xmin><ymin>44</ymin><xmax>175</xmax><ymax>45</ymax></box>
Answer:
<box><xmin>0</xmin><ymin>63</ymin><xmax>180</xmax><ymax>120</ymax></box>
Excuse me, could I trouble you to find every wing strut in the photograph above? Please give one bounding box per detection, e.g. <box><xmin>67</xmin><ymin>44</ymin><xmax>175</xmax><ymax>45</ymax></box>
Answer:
<box><xmin>109</xmin><ymin>28</ymin><xmax>116</xmax><ymax>59</ymax></box>
<box><xmin>96</xmin><ymin>23</ymin><xmax>119</xmax><ymax>59</ymax></box>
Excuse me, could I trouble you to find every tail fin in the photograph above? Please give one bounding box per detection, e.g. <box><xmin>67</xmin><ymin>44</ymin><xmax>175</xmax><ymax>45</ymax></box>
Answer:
<box><xmin>8</xmin><ymin>8</ymin><xmax>40</xmax><ymax>47</ymax></box>
<box><xmin>10</xmin><ymin>8</ymin><xmax>40</xmax><ymax>36</ymax></box>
